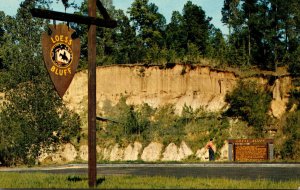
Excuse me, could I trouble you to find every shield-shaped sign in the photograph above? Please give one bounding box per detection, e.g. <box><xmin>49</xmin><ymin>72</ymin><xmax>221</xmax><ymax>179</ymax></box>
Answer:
<box><xmin>42</xmin><ymin>24</ymin><xmax>80</xmax><ymax>98</ymax></box>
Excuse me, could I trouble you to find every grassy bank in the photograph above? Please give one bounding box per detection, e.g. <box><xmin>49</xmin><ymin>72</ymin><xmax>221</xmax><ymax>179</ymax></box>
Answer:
<box><xmin>0</xmin><ymin>172</ymin><xmax>299</xmax><ymax>189</ymax></box>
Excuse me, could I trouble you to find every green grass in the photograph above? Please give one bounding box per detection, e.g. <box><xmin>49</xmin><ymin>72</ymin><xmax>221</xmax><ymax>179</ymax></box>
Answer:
<box><xmin>0</xmin><ymin>172</ymin><xmax>299</xmax><ymax>189</ymax></box>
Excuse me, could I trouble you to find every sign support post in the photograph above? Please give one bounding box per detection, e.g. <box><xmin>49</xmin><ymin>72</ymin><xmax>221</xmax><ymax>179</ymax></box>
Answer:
<box><xmin>88</xmin><ymin>0</ymin><xmax>97</xmax><ymax>187</ymax></box>
<box><xmin>30</xmin><ymin>0</ymin><xmax>117</xmax><ymax>187</ymax></box>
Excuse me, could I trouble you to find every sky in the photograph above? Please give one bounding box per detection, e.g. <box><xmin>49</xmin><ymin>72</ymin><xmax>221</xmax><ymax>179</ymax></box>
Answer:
<box><xmin>0</xmin><ymin>0</ymin><xmax>228</xmax><ymax>34</ymax></box>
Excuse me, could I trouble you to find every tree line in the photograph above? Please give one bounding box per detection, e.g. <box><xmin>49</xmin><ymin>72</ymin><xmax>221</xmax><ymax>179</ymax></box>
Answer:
<box><xmin>1</xmin><ymin>0</ymin><xmax>300</xmax><ymax>72</ymax></box>
<box><xmin>67</xmin><ymin>0</ymin><xmax>300</xmax><ymax>74</ymax></box>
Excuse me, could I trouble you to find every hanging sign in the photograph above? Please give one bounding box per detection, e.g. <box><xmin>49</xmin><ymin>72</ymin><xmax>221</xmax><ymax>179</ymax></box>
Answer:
<box><xmin>42</xmin><ymin>24</ymin><xmax>80</xmax><ymax>98</ymax></box>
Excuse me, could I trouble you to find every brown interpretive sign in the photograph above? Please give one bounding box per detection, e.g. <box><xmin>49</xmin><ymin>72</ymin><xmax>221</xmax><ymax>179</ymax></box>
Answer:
<box><xmin>42</xmin><ymin>24</ymin><xmax>80</xmax><ymax>98</ymax></box>
<box><xmin>228</xmin><ymin>139</ymin><xmax>274</xmax><ymax>161</ymax></box>
<box><xmin>235</xmin><ymin>145</ymin><xmax>268</xmax><ymax>161</ymax></box>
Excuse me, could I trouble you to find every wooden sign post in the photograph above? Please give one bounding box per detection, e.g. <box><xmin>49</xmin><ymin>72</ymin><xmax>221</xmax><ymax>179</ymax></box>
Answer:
<box><xmin>88</xmin><ymin>0</ymin><xmax>97</xmax><ymax>187</ymax></box>
<box><xmin>31</xmin><ymin>0</ymin><xmax>117</xmax><ymax>187</ymax></box>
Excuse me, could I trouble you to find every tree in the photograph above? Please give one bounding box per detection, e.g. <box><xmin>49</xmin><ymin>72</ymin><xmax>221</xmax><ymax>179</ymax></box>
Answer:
<box><xmin>103</xmin><ymin>97</ymin><xmax>152</xmax><ymax>142</ymax></box>
<box><xmin>270</xmin><ymin>0</ymin><xmax>300</xmax><ymax>67</ymax></box>
<box><xmin>222</xmin><ymin>0</ymin><xmax>250</xmax><ymax>67</ymax></box>
<box><xmin>165</xmin><ymin>11</ymin><xmax>186</xmax><ymax>56</ymax></box>
<box><xmin>225</xmin><ymin>80</ymin><xmax>272</xmax><ymax>135</ymax></box>
<box><xmin>207</xmin><ymin>27</ymin><xmax>227</xmax><ymax>61</ymax></box>
<box><xmin>182</xmin><ymin>1</ymin><xmax>211</xmax><ymax>56</ymax></box>
<box><xmin>0</xmin><ymin>0</ymin><xmax>81</xmax><ymax>166</ymax></box>
<box><xmin>242</xmin><ymin>0</ymin><xmax>257</xmax><ymax>64</ymax></box>
<box><xmin>112</xmin><ymin>10</ymin><xmax>143</xmax><ymax>64</ymax></box>
<box><xmin>288</xmin><ymin>47</ymin><xmax>300</xmax><ymax>77</ymax></box>
<box><xmin>281</xmin><ymin>111</ymin><xmax>300</xmax><ymax>160</ymax></box>
<box><xmin>0</xmin><ymin>12</ymin><xmax>6</xmax><ymax>70</ymax></box>
<box><xmin>72</xmin><ymin>0</ymin><xmax>119</xmax><ymax>67</ymax></box>
<box><xmin>222</xmin><ymin>0</ymin><xmax>300</xmax><ymax>70</ymax></box>
<box><xmin>165</xmin><ymin>1</ymin><xmax>214</xmax><ymax>62</ymax></box>
<box><xmin>222</xmin><ymin>0</ymin><xmax>242</xmax><ymax>36</ymax></box>
<box><xmin>128</xmin><ymin>0</ymin><xmax>166</xmax><ymax>49</ymax></box>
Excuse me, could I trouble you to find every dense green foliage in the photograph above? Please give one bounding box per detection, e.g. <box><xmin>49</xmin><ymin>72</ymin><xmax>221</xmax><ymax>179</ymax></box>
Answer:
<box><xmin>72</xmin><ymin>0</ymin><xmax>217</xmax><ymax>67</ymax></box>
<box><xmin>100</xmin><ymin>97</ymin><xmax>230</xmax><ymax>154</ymax></box>
<box><xmin>225</xmin><ymin>80</ymin><xmax>272</xmax><ymax>135</ymax></box>
<box><xmin>99</xmin><ymin>95</ymin><xmax>299</xmax><ymax>160</ymax></box>
<box><xmin>64</xmin><ymin>0</ymin><xmax>300</xmax><ymax>73</ymax></box>
<box><xmin>222</xmin><ymin>0</ymin><xmax>300</xmax><ymax>70</ymax></box>
<box><xmin>280</xmin><ymin>111</ymin><xmax>300</xmax><ymax>160</ymax></box>
<box><xmin>288</xmin><ymin>47</ymin><xmax>300</xmax><ymax>77</ymax></box>
<box><xmin>1</xmin><ymin>172</ymin><xmax>300</xmax><ymax>189</ymax></box>
<box><xmin>0</xmin><ymin>0</ymin><xmax>81</xmax><ymax>166</ymax></box>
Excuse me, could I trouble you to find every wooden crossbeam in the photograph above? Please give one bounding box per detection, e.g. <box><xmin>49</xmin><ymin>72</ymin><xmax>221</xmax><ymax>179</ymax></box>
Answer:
<box><xmin>30</xmin><ymin>8</ymin><xmax>117</xmax><ymax>28</ymax></box>
<box><xmin>96</xmin><ymin>116</ymin><xmax>120</xmax><ymax>124</ymax></box>
<box><xmin>96</xmin><ymin>0</ymin><xmax>111</xmax><ymax>20</ymax></box>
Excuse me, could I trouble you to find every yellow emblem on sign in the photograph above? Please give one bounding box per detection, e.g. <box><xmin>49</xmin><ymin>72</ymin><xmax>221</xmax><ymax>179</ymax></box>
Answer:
<box><xmin>50</xmin><ymin>43</ymin><xmax>73</xmax><ymax>76</ymax></box>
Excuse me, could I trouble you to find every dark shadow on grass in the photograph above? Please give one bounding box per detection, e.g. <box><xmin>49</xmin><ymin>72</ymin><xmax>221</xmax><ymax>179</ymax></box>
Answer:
<box><xmin>67</xmin><ymin>175</ymin><xmax>83</xmax><ymax>182</ymax></box>
<box><xmin>96</xmin><ymin>177</ymin><xmax>106</xmax><ymax>186</ymax></box>
<box><xmin>67</xmin><ymin>175</ymin><xmax>105</xmax><ymax>187</ymax></box>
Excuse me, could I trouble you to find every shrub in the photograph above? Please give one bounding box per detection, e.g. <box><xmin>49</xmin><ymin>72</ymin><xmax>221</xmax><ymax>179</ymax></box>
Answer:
<box><xmin>288</xmin><ymin>47</ymin><xmax>300</xmax><ymax>77</ymax></box>
<box><xmin>151</xmin><ymin>104</ymin><xmax>183</xmax><ymax>145</ymax></box>
<box><xmin>286</xmin><ymin>77</ymin><xmax>300</xmax><ymax>112</ymax></box>
<box><xmin>102</xmin><ymin>97</ymin><xmax>154</xmax><ymax>144</ymax></box>
<box><xmin>280</xmin><ymin>111</ymin><xmax>300</xmax><ymax>160</ymax></box>
<box><xmin>101</xmin><ymin>100</ymin><xmax>232</xmax><ymax>153</ymax></box>
<box><xmin>0</xmin><ymin>83</ymin><xmax>81</xmax><ymax>166</ymax></box>
<box><xmin>179</xmin><ymin>105</ymin><xmax>229</xmax><ymax>152</ymax></box>
<box><xmin>225</xmin><ymin>80</ymin><xmax>272</xmax><ymax>136</ymax></box>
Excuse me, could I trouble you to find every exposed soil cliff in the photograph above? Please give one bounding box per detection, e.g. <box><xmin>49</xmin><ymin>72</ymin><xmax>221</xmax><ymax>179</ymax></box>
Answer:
<box><xmin>40</xmin><ymin>64</ymin><xmax>293</xmax><ymax>163</ymax></box>
<box><xmin>63</xmin><ymin>64</ymin><xmax>291</xmax><ymax>119</ymax></box>
<box><xmin>63</xmin><ymin>65</ymin><xmax>237</xmax><ymax>114</ymax></box>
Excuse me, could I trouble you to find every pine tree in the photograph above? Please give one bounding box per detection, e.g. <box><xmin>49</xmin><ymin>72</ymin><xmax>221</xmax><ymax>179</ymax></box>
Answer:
<box><xmin>182</xmin><ymin>1</ymin><xmax>211</xmax><ymax>56</ymax></box>
<box><xmin>128</xmin><ymin>0</ymin><xmax>166</xmax><ymax>49</ymax></box>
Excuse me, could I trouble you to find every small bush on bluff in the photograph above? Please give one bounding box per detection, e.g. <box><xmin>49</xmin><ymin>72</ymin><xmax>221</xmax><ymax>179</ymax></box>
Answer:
<box><xmin>280</xmin><ymin>111</ymin><xmax>300</xmax><ymax>160</ymax></box>
<box><xmin>224</xmin><ymin>80</ymin><xmax>272</xmax><ymax>136</ymax></box>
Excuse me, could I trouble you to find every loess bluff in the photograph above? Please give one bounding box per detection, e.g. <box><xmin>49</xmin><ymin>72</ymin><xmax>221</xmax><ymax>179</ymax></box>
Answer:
<box><xmin>38</xmin><ymin>64</ymin><xmax>292</xmax><ymax>163</ymax></box>
<box><xmin>63</xmin><ymin>64</ymin><xmax>291</xmax><ymax>119</ymax></box>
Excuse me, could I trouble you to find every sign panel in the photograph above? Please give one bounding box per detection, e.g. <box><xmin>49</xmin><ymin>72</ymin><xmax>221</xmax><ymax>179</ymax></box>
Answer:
<box><xmin>42</xmin><ymin>24</ymin><xmax>80</xmax><ymax>97</ymax></box>
<box><xmin>228</xmin><ymin>139</ymin><xmax>273</xmax><ymax>144</ymax></box>
<box><xmin>234</xmin><ymin>144</ymin><xmax>268</xmax><ymax>161</ymax></box>
<box><xmin>228</xmin><ymin>139</ymin><xmax>273</xmax><ymax>161</ymax></box>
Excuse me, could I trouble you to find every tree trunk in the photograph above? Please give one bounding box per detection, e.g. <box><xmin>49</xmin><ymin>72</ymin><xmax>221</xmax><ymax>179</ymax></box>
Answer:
<box><xmin>248</xmin><ymin>12</ymin><xmax>251</xmax><ymax>65</ymax></box>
